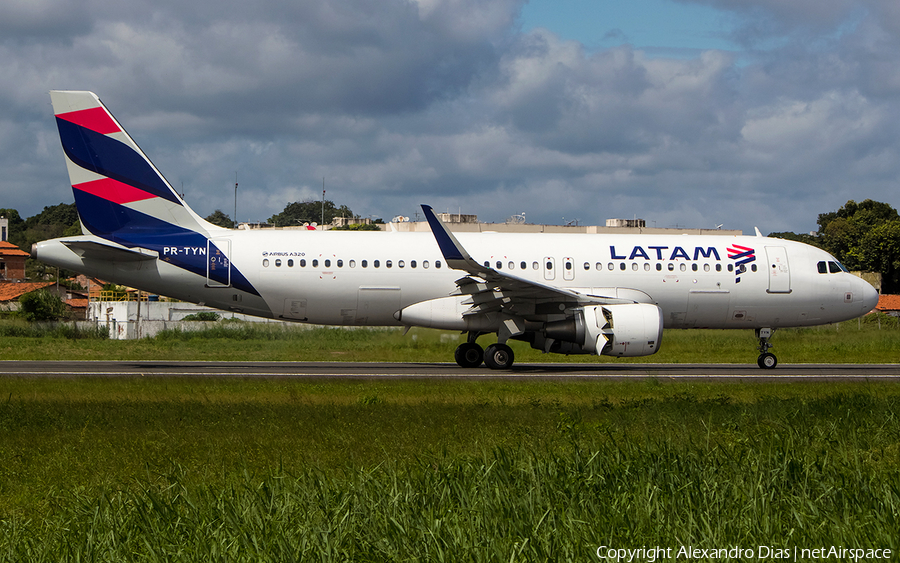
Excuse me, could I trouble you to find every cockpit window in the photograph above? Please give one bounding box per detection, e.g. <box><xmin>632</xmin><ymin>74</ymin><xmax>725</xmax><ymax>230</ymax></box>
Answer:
<box><xmin>818</xmin><ymin>259</ymin><xmax>850</xmax><ymax>274</ymax></box>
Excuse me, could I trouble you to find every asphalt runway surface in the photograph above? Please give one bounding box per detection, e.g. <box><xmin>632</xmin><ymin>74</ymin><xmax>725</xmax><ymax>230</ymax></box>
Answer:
<box><xmin>0</xmin><ymin>361</ymin><xmax>899</xmax><ymax>381</ymax></box>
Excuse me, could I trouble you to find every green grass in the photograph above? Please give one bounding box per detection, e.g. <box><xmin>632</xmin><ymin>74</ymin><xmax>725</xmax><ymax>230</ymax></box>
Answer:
<box><xmin>0</xmin><ymin>378</ymin><xmax>898</xmax><ymax>559</ymax></box>
<box><xmin>0</xmin><ymin>314</ymin><xmax>898</xmax><ymax>363</ymax></box>
<box><xmin>0</xmin><ymin>318</ymin><xmax>897</xmax><ymax>558</ymax></box>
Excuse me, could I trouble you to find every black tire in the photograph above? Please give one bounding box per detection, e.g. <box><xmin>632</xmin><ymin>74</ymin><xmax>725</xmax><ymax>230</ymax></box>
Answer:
<box><xmin>454</xmin><ymin>342</ymin><xmax>484</xmax><ymax>368</ymax></box>
<box><xmin>483</xmin><ymin>343</ymin><xmax>515</xmax><ymax>370</ymax></box>
<box><xmin>757</xmin><ymin>353</ymin><xmax>777</xmax><ymax>369</ymax></box>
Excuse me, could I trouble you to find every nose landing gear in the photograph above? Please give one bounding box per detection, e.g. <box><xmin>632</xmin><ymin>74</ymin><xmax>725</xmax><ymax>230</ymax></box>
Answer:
<box><xmin>756</xmin><ymin>328</ymin><xmax>777</xmax><ymax>369</ymax></box>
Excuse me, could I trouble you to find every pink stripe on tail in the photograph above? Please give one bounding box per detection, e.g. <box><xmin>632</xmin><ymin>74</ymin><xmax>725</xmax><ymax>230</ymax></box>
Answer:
<box><xmin>73</xmin><ymin>177</ymin><xmax>156</xmax><ymax>205</ymax></box>
<box><xmin>56</xmin><ymin>107</ymin><xmax>120</xmax><ymax>135</ymax></box>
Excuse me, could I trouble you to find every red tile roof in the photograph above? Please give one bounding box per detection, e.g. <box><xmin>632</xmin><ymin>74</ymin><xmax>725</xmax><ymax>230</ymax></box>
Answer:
<box><xmin>0</xmin><ymin>282</ymin><xmax>54</xmax><ymax>302</ymax></box>
<box><xmin>0</xmin><ymin>241</ymin><xmax>29</xmax><ymax>257</ymax></box>
<box><xmin>876</xmin><ymin>294</ymin><xmax>900</xmax><ymax>312</ymax></box>
<box><xmin>66</xmin><ymin>298</ymin><xmax>89</xmax><ymax>309</ymax></box>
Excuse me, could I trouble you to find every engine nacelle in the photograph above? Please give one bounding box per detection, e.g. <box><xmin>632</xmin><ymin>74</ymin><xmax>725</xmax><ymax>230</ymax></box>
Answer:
<box><xmin>542</xmin><ymin>303</ymin><xmax>663</xmax><ymax>357</ymax></box>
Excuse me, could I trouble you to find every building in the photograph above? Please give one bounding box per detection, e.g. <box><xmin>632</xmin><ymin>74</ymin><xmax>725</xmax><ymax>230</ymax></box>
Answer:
<box><xmin>0</xmin><ymin>241</ymin><xmax>29</xmax><ymax>281</ymax></box>
<box><xmin>875</xmin><ymin>295</ymin><xmax>900</xmax><ymax>317</ymax></box>
<box><xmin>0</xmin><ymin>282</ymin><xmax>57</xmax><ymax>311</ymax></box>
<box><xmin>606</xmin><ymin>218</ymin><xmax>647</xmax><ymax>228</ymax></box>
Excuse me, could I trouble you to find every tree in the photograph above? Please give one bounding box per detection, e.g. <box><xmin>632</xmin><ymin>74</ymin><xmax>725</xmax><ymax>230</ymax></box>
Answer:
<box><xmin>817</xmin><ymin>199</ymin><xmax>900</xmax><ymax>292</ymax></box>
<box><xmin>857</xmin><ymin>221</ymin><xmax>900</xmax><ymax>291</ymax></box>
<box><xmin>817</xmin><ymin>199</ymin><xmax>899</xmax><ymax>270</ymax></box>
<box><xmin>0</xmin><ymin>204</ymin><xmax>82</xmax><ymax>280</ymax></box>
<box><xmin>19</xmin><ymin>289</ymin><xmax>67</xmax><ymax>321</ymax></box>
<box><xmin>205</xmin><ymin>210</ymin><xmax>235</xmax><ymax>228</ymax></box>
<box><xmin>268</xmin><ymin>200</ymin><xmax>354</xmax><ymax>227</ymax></box>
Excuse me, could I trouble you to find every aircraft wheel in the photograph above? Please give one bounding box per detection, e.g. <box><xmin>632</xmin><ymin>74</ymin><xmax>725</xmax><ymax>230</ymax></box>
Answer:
<box><xmin>757</xmin><ymin>353</ymin><xmax>777</xmax><ymax>369</ymax></box>
<box><xmin>484</xmin><ymin>343</ymin><xmax>515</xmax><ymax>370</ymax></box>
<box><xmin>455</xmin><ymin>342</ymin><xmax>484</xmax><ymax>368</ymax></box>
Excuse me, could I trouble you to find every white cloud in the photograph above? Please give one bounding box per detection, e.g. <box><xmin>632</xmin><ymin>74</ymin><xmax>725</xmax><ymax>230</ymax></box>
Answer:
<box><xmin>2</xmin><ymin>0</ymin><xmax>900</xmax><ymax>236</ymax></box>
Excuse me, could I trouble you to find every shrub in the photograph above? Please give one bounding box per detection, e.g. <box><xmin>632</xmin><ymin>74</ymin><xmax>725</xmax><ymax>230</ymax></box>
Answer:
<box><xmin>181</xmin><ymin>312</ymin><xmax>221</xmax><ymax>322</ymax></box>
<box><xmin>18</xmin><ymin>289</ymin><xmax>67</xmax><ymax>321</ymax></box>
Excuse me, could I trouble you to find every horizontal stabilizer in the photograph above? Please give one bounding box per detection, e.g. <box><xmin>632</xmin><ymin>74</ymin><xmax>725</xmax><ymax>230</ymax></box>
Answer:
<box><xmin>62</xmin><ymin>239</ymin><xmax>159</xmax><ymax>262</ymax></box>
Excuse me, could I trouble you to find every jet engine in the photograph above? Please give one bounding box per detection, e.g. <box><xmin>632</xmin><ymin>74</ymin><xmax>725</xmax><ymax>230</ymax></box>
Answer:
<box><xmin>541</xmin><ymin>303</ymin><xmax>663</xmax><ymax>357</ymax></box>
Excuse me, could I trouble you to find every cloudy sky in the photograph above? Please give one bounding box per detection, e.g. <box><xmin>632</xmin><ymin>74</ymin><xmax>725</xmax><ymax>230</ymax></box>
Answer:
<box><xmin>2</xmin><ymin>0</ymin><xmax>899</xmax><ymax>234</ymax></box>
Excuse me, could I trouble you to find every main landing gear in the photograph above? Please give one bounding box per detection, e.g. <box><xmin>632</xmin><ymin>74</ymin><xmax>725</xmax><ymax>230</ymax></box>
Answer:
<box><xmin>756</xmin><ymin>327</ymin><xmax>777</xmax><ymax>369</ymax></box>
<box><xmin>454</xmin><ymin>332</ymin><xmax>515</xmax><ymax>369</ymax></box>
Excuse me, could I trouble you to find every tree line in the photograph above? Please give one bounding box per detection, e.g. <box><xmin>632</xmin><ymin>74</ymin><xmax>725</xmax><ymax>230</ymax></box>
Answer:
<box><xmin>769</xmin><ymin>199</ymin><xmax>900</xmax><ymax>293</ymax></box>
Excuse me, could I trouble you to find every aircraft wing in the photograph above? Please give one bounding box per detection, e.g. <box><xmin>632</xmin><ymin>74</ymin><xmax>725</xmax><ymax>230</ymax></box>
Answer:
<box><xmin>421</xmin><ymin>205</ymin><xmax>633</xmax><ymax>318</ymax></box>
<box><xmin>62</xmin><ymin>239</ymin><xmax>159</xmax><ymax>262</ymax></box>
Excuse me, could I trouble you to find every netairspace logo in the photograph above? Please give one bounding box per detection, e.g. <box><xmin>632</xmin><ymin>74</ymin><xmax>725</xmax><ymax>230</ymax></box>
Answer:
<box><xmin>595</xmin><ymin>545</ymin><xmax>893</xmax><ymax>561</ymax></box>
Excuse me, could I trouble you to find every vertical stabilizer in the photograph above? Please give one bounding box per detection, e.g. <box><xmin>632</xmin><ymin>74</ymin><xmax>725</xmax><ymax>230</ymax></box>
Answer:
<box><xmin>50</xmin><ymin>90</ymin><xmax>220</xmax><ymax>245</ymax></box>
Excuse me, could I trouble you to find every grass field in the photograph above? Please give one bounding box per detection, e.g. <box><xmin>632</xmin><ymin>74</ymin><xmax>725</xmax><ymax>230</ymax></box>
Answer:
<box><xmin>0</xmin><ymin>313</ymin><xmax>897</xmax><ymax>364</ymax></box>
<box><xmin>0</xmin><ymin>319</ymin><xmax>897</xmax><ymax>560</ymax></box>
<box><xmin>0</xmin><ymin>376</ymin><xmax>898</xmax><ymax>560</ymax></box>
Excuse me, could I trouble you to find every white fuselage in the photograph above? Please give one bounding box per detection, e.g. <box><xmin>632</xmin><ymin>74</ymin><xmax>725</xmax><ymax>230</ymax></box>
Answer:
<box><xmin>36</xmin><ymin>229</ymin><xmax>878</xmax><ymax>329</ymax></box>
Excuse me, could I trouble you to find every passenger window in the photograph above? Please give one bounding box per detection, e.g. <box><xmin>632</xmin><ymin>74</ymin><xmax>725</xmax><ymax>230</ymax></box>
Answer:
<box><xmin>596</xmin><ymin>263</ymin><xmax>602</xmax><ymax>271</ymax></box>
<box><xmin>680</xmin><ymin>263</ymin><xmax>686</xmax><ymax>272</ymax></box>
<box><xmin>508</xmin><ymin>261</ymin><xmax>515</xmax><ymax>270</ymax></box>
<box><xmin>349</xmin><ymin>260</ymin><xmax>356</xmax><ymax>267</ymax></box>
<box><xmin>313</xmin><ymin>259</ymin><xmax>319</xmax><ymax>267</ymax></box>
<box><xmin>619</xmin><ymin>263</ymin><xmax>626</xmax><ymax>271</ymax></box>
<box><xmin>817</xmin><ymin>261</ymin><xmax>827</xmax><ymax>274</ymax></box>
<box><xmin>484</xmin><ymin>261</ymin><xmax>489</xmax><ymax>268</ymax></box>
<box><xmin>546</xmin><ymin>261</ymin><xmax>553</xmax><ymax>270</ymax></box>
<box><xmin>521</xmin><ymin>261</ymin><xmax>527</xmax><ymax>270</ymax></box>
<box><xmin>496</xmin><ymin>261</ymin><xmax>502</xmax><ymax>269</ymax></box>
<box><xmin>692</xmin><ymin>263</ymin><xmax>698</xmax><ymax>272</ymax></box>
<box><xmin>703</xmin><ymin>264</ymin><xmax>710</xmax><ymax>272</ymax></box>
<box><xmin>644</xmin><ymin>263</ymin><xmax>650</xmax><ymax>271</ymax></box>
<box><xmin>631</xmin><ymin>263</ymin><xmax>638</xmax><ymax>271</ymax></box>
<box><xmin>387</xmin><ymin>260</ymin><xmax>393</xmax><ymax>268</ymax></box>
<box><xmin>275</xmin><ymin>259</ymin><xmax>281</xmax><ymax>267</ymax></box>
<box><xmin>436</xmin><ymin>261</ymin><xmax>441</xmax><ymax>269</ymax></box>
<box><xmin>751</xmin><ymin>264</ymin><xmax>757</xmax><ymax>272</ymax></box>
<box><xmin>656</xmin><ymin>263</ymin><xmax>662</xmax><ymax>271</ymax></box>
<box><xmin>532</xmin><ymin>262</ymin><xmax>539</xmax><ymax>270</ymax></box>
<box><xmin>300</xmin><ymin>259</ymin><xmax>306</xmax><ymax>267</ymax></box>
<box><xmin>608</xmin><ymin>262</ymin><xmax>614</xmax><ymax>270</ymax></box>
<box><xmin>263</xmin><ymin>259</ymin><xmax>269</xmax><ymax>267</ymax></box>
<box><xmin>337</xmin><ymin>259</ymin><xmax>343</xmax><ymax>268</ymax></box>
<box><xmin>288</xmin><ymin>259</ymin><xmax>294</xmax><ymax>267</ymax></box>
<box><xmin>411</xmin><ymin>260</ymin><xmax>417</xmax><ymax>268</ymax></box>
<box><xmin>423</xmin><ymin>261</ymin><xmax>429</xmax><ymax>268</ymax></box>
<box><xmin>362</xmin><ymin>260</ymin><xmax>368</xmax><ymax>268</ymax></box>
<box><xmin>584</xmin><ymin>262</ymin><xmax>590</xmax><ymax>270</ymax></box>
<box><xmin>716</xmin><ymin>264</ymin><xmax>722</xmax><ymax>272</ymax></box>
<box><xmin>738</xmin><ymin>264</ymin><xmax>746</xmax><ymax>273</ymax></box>
<box><xmin>565</xmin><ymin>262</ymin><xmax>572</xmax><ymax>270</ymax></box>
<box><xmin>374</xmin><ymin>260</ymin><xmax>380</xmax><ymax>268</ymax></box>
<box><xmin>668</xmin><ymin>263</ymin><xmax>674</xmax><ymax>271</ymax></box>
<box><xmin>324</xmin><ymin>259</ymin><xmax>331</xmax><ymax>267</ymax></box>
<box><xmin>727</xmin><ymin>264</ymin><xmax>733</xmax><ymax>272</ymax></box>
<box><xmin>398</xmin><ymin>260</ymin><xmax>405</xmax><ymax>268</ymax></box>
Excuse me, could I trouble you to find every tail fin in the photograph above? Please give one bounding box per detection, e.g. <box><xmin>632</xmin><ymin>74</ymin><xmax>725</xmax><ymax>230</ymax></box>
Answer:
<box><xmin>49</xmin><ymin>90</ymin><xmax>220</xmax><ymax>247</ymax></box>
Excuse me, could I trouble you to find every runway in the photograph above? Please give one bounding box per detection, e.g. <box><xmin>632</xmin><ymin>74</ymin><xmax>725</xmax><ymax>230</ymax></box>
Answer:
<box><xmin>1</xmin><ymin>360</ymin><xmax>899</xmax><ymax>381</ymax></box>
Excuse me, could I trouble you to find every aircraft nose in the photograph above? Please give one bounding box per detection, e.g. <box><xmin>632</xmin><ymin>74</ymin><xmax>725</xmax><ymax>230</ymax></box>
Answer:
<box><xmin>860</xmin><ymin>280</ymin><xmax>879</xmax><ymax>314</ymax></box>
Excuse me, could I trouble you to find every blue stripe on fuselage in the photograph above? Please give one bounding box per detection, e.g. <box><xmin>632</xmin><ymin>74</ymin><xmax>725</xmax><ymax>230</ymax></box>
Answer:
<box><xmin>73</xmin><ymin>190</ymin><xmax>259</xmax><ymax>296</ymax></box>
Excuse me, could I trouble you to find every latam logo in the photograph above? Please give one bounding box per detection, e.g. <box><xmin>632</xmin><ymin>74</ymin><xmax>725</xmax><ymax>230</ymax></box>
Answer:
<box><xmin>727</xmin><ymin>245</ymin><xmax>756</xmax><ymax>283</ymax></box>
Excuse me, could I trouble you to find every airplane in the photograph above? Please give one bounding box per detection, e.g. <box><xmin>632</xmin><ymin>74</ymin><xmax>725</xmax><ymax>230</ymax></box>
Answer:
<box><xmin>33</xmin><ymin>90</ymin><xmax>879</xmax><ymax>369</ymax></box>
